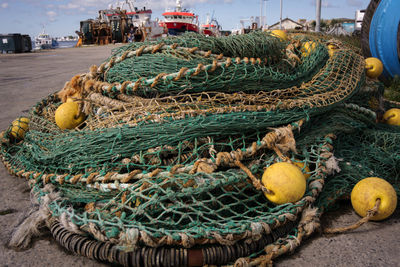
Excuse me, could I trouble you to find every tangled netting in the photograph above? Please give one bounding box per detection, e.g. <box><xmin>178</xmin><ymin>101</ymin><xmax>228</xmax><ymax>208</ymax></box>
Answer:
<box><xmin>1</xmin><ymin>32</ymin><xmax>399</xmax><ymax>266</ymax></box>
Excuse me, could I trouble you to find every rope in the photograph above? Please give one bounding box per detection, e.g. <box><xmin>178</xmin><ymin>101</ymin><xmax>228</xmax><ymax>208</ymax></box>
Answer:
<box><xmin>323</xmin><ymin>199</ymin><xmax>381</xmax><ymax>234</ymax></box>
<box><xmin>234</xmin><ymin>160</ymin><xmax>272</xmax><ymax>194</ymax></box>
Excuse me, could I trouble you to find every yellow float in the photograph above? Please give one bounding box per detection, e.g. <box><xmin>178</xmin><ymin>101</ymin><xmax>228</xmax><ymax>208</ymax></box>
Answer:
<box><xmin>270</xmin><ymin>30</ymin><xmax>288</xmax><ymax>42</ymax></box>
<box><xmin>55</xmin><ymin>102</ymin><xmax>86</xmax><ymax>130</ymax></box>
<box><xmin>327</xmin><ymin>44</ymin><xmax>338</xmax><ymax>57</ymax></box>
<box><xmin>365</xmin><ymin>57</ymin><xmax>383</xmax><ymax>79</ymax></box>
<box><xmin>261</xmin><ymin>162</ymin><xmax>306</xmax><ymax>205</ymax></box>
<box><xmin>301</xmin><ymin>41</ymin><xmax>317</xmax><ymax>57</ymax></box>
<box><xmin>382</xmin><ymin>108</ymin><xmax>400</xmax><ymax>126</ymax></box>
<box><xmin>351</xmin><ymin>177</ymin><xmax>397</xmax><ymax>221</ymax></box>
<box><xmin>10</xmin><ymin>117</ymin><xmax>30</xmax><ymax>140</ymax></box>
<box><xmin>293</xmin><ymin>161</ymin><xmax>311</xmax><ymax>179</ymax></box>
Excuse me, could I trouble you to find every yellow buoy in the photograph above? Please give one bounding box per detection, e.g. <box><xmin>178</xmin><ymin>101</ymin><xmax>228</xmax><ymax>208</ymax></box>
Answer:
<box><xmin>365</xmin><ymin>57</ymin><xmax>383</xmax><ymax>79</ymax></box>
<box><xmin>382</xmin><ymin>108</ymin><xmax>400</xmax><ymax>126</ymax></box>
<box><xmin>10</xmin><ymin>117</ymin><xmax>30</xmax><ymax>140</ymax></box>
<box><xmin>351</xmin><ymin>177</ymin><xmax>397</xmax><ymax>221</ymax></box>
<box><xmin>270</xmin><ymin>30</ymin><xmax>288</xmax><ymax>42</ymax></box>
<box><xmin>66</xmin><ymin>92</ymin><xmax>81</xmax><ymax>103</ymax></box>
<box><xmin>293</xmin><ymin>161</ymin><xmax>311</xmax><ymax>179</ymax></box>
<box><xmin>327</xmin><ymin>44</ymin><xmax>338</xmax><ymax>57</ymax></box>
<box><xmin>261</xmin><ymin>162</ymin><xmax>306</xmax><ymax>205</ymax></box>
<box><xmin>55</xmin><ymin>102</ymin><xmax>86</xmax><ymax>130</ymax></box>
<box><xmin>301</xmin><ymin>41</ymin><xmax>317</xmax><ymax>57</ymax></box>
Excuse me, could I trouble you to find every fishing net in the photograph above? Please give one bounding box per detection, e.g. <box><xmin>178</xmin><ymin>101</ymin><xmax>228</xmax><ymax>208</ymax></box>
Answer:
<box><xmin>1</xmin><ymin>32</ymin><xmax>399</xmax><ymax>267</ymax></box>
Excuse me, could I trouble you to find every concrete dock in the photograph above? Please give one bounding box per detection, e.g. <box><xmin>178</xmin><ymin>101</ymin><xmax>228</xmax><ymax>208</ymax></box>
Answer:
<box><xmin>0</xmin><ymin>46</ymin><xmax>399</xmax><ymax>267</ymax></box>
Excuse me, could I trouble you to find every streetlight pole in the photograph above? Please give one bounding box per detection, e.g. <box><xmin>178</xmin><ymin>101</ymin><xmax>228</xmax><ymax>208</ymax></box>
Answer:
<box><xmin>260</xmin><ymin>0</ymin><xmax>263</xmax><ymax>29</ymax></box>
<box><xmin>265</xmin><ymin>0</ymin><xmax>268</xmax><ymax>29</ymax></box>
<box><xmin>280</xmin><ymin>0</ymin><xmax>283</xmax><ymax>30</ymax></box>
<box><xmin>316</xmin><ymin>0</ymin><xmax>321</xmax><ymax>32</ymax></box>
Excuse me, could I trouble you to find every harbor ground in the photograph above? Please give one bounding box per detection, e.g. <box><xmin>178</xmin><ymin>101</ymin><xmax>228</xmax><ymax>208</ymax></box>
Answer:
<box><xmin>0</xmin><ymin>46</ymin><xmax>399</xmax><ymax>267</ymax></box>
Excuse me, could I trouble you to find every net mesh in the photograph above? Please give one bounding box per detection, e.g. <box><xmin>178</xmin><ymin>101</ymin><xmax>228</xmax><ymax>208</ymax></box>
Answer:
<box><xmin>1</xmin><ymin>32</ymin><xmax>399</xmax><ymax>265</ymax></box>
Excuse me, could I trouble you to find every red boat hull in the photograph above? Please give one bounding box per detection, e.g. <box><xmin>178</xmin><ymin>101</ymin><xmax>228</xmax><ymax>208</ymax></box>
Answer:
<box><xmin>161</xmin><ymin>22</ymin><xmax>199</xmax><ymax>35</ymax></box>
<box><xmin>201</xmin><ymin>29</ymin><xmax>214</xmax><ymax>36</ymax></box>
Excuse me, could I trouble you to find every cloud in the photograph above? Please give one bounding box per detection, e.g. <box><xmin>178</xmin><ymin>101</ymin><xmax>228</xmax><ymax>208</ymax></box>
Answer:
<box><xmin>45</xmin><ymin>0</ymin><xmax>236</xmax><ymax>15</ymax></box>
<box><xmin>13</xmin><ymin>19</ymin><xmax>23</xmax><ymax>24</ymax></box>
<box><xmin>346</xmin><ymin>0</ymin><xmax>364</xmax><ymax>7</ymax></box>
<box><xmin>46</xmin><ymin>10</ymin><xmax>57</xmax><ymax>22</ymax></box>
<box><xmin>59</xmin><ymin>3</ymin><xmax>82</xmax><ymax>10</ymax></box>
<box><xmin>309</xmin><ymin>0</ymin><xmax>339</xmax><ymax>8</ymax></box>
<box><xmin>47</xmin><ymin>10</ymin><xmax>57</xmax><ymax>16</ymax></box>
<box><xmin>148</xmin><ymin>0</ymin><xmax>234</xmax><ymax>10</ymax></box>
<box><xmin>8</xmin><ymin>0</ymin><xmax>235</xmax><ymax>22</ymax></box>
<box><xmin>64</xmin><ymin>0</ymin><xmax>119</xmax><ymax>9</ymax></box>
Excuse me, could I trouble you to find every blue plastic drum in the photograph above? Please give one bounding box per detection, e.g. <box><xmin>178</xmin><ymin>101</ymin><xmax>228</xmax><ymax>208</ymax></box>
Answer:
<box><xmin>368</xmin><ymin>0</ymin><xmax>400</xmax><ymax>78</ymax></box>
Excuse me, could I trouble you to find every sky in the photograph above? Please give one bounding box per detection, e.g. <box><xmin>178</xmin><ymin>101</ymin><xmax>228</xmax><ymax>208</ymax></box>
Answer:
<box><xmin>0</xmin><ymin>0</ymin><xmax>369</xmax><ymax>38</ymax></box>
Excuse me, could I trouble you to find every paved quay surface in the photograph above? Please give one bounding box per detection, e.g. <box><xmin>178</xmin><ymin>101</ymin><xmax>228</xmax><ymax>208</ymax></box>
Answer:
<box><xmin>0</xmin><ymin>46</ymin><xmax>399</xmax><ymax>267</ymax></box>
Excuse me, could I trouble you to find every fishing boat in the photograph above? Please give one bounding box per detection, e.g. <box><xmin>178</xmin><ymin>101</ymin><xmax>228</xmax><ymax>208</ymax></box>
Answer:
<box><xmin>200</xmin><ymin>14</ymin><xmax>221</xmax><ymax>37</ymax></box>
<box><xmin>105</xmin><ymin>0</ymin><xmax>153</xmax><ymax>28</ymax></box>
<box><xmin>78</xmin><ymin>0</ymin><xmax>163</xmax><ymax>45</ymax></box>
<box><xmin>35</xmin><ymin>30</ymin><xmax>58</xmax><ymax>49</ymax></box>
<box><xmin>160</xmin><ymin>0</ymin><xmax>199</xmax><ymax>35</ymax></box>
<box><xmin>104</xmin><ymin>0</ymin><xmax>164</xmax><ymax>42</ymax></box>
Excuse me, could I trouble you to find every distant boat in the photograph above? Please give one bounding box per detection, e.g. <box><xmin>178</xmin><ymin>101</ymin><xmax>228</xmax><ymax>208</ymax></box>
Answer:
<box><xmin>160</xmin><ymin>0</ymin><xmax>199</xmax><ymax>35</ymax></box>
<box><xmin>55</xmin><ymin>36</ymin><xmax>79</xmax><ymax>42</ymax></box>
<box><xmin>104</xmin><ymin>0</ymin><xmax>164</xmax><ymax>41</ymax></box>
<box><xmin>78</xmin><ymin>0</ymin><xmax>163</xmax><ymax>45</ymax></box>
<box><xmin>200</xmin><ymin>14</ymin><xmax>221</xmax><ymax>37</ymax></box>
<box><xmin>35</xmin><ymin>30</ymin><xmax>58</xmax><ymax>49</ymax></box>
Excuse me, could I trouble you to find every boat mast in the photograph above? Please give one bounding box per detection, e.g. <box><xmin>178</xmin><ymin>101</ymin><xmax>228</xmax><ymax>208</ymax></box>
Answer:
<box><xmin>40</xmin><ymin>24</ymin><xmax>47</xmax><ymax>36</ymax></box>
<box><xmin>264</xmin><ymin>0</ymin><xmax>268</xmax><ymax>29</ymax></box>
<box><xmin>176</xmin><ymin>0</ymin><xmax>182</xmax><ymax>12</ymax></box>
<box><xmin>206</xmin><ymin>13</ymin><xmax>210</xmax><ymax>25</ymax></box>
<box><xmin>260</xmin><ymin>0</ymin><xmax>263</xmax><ymax>28</ymax></box>
<box><xmin>280</xmin><ymin>0</ymin><xmax>283</xmax><ymax>29</ymax></box>
<box><xmin>126</xmin><ymin>0</ymin><xmax>135</xmax><ymax>12</ymax></box>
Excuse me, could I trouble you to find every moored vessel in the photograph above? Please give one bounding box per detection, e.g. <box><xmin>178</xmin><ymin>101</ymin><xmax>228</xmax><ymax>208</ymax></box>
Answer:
<box><xmin>35</xmin><ymin>29</ymin><xmax>57</xmax><ymax>50</ymax></box>
<box><xmin>200</xmin><ymin>14</ymin><xmax>221</xmax><ymax>37</ymax></box>
<box><xmin>78</xmin><ymin>0</ymin><xmax>163</xmax><ymax>45</ymax></box>
<box><xmin>160</xmin><ymin>0</ymin><xmax>199</xmax><ymax>35</ymax></box>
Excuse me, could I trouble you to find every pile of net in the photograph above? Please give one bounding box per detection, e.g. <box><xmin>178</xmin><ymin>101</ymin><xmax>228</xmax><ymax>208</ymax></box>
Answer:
<box><xmin>1</xmin><ymin>32</ymin><xmax>399</xmax><ymax>267</ymax></box>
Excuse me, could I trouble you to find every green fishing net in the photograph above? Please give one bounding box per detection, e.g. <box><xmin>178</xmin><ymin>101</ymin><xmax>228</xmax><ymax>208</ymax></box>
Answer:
<box><xmin>1</xmin><ymin>31</ymin><xmax>399</xmax><ymax>266</ymax></box>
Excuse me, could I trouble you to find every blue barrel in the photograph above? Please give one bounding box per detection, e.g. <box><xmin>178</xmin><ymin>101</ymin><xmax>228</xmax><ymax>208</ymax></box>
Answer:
<box><xmin>362</xmin><ymin>0</ymin><xmax>400</xmax><ymax>79</ymax></box>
